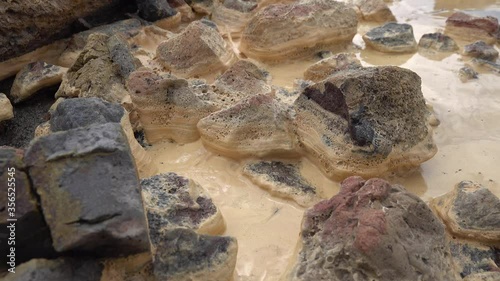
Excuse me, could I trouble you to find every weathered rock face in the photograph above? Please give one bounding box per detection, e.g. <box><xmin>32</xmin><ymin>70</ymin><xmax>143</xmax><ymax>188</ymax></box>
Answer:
<box><xmin>294</xmin><ymin>66</ymin><xmax>436</xmax><ymax>179</ymax></box>
<box><xmin>303</xmin><ymin>53</ymin><xmax>362</xmax><ymax>82</ymax></box>
<box><xmin>431</xmin><ymin>181</ymin><xmax>500</xmax><ymax>244</ymax></box>
<box><xmin>10</xmin><ymin>62</ymin><xmax>67</xmax><ymax>104</ymax></box>
<box><xmin>0</xmin><ymin>147</ymin><xmax>56</xmax><ymax>268</ymax></box>
<box><xmin>242</xmin><ymin>161</ymin><xmax>320</xmax><ymax>207</ymax></box>
<box><xmin>56</xmin><ymin>33</ymin><xmax>140</xmax><ymax>103</ymax></box>
<box><xmin>240</xmin><ymin>0</ymin><xmax>358</xmax><ymax>61</ymax></box>
<box><xmin>286</xmin><ymin>176</ymin><xmax>459</xmax><ymax>281</ymax></box>
<box><xmin>212</xmin><ymin>0</ymin><xmax>258</xmax><ymax>37</ymax></box>
<box><xmin>141</xmin><ymin>173</ymin><xmax>225</xmax><ymax>249</ymax></box>
<box><xmin>198</xmin><ymin>94</ymin><xmax>298</xmax><ymax>158</ymax></box>
<box><xmin>153</xmin><ymin>228</ymin><xmax>238</xmax><ymax>281</ymax></box>
<box><xmin>137</xmin><ymin>0</ymin><xmax>177</xmax><ymax>22</ymax></box>
<box><xmin>2</xmin><ymin>258</ymin><xmax>103</xmax><ymax>281</ymax></box>
<box><xmin>445</xmin><ymin>12</ymin><xmax>500</xmax><ymax>44</ymax></box>
<box><xmin>418</xmin><ymin>32</ymin><xmax>459</xmax><ymax>52</ymax></box>
<box><xmin>127</xmin><ymin>69</ymin><xmax>219</xmax><ymax>144</ymax></box>
<box><xmin>449</xmin><ymin>239</ymin><xmax>499</xmax><ymax>278</ymax></box>
<box><xmin>363</xmin><ymin>23</ymin><xmax>418</xmax><ymax>53</ymax></box>
<box><xmin>156</xmin><ymin>20</ymin><xmax>237</xmax><ymax>77</ymax></box>
<box><xmin>464</xmin><ymin>272</ymin><xmax>500</xmax><ymax>281</ymax></box>
<box><xmin>463</xmin><ymin>41</ymin><xmax>499</xmax><ymax>61</ymax></box>
<box><xmin>0</xmin><ymin>93</ymin><xmax>14</xmax><ymax>122</ymax></box>
<box><xmin>24</xmin><ymin>123</ymin><xmax>150</xmax><ymax>256</ymax></box>
<box><xmin>350</xmin><ymin>0</ymin><xmax>396</xmax><ymax>23</ymax></box>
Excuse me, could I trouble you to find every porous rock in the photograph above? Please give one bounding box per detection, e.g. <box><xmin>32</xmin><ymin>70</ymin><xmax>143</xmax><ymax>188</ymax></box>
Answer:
<box><xmin>303</xmin><ymin>53</ymin><xmax>362</xmax><ymax>82</ymax></box>
<box><xmin>154</xmin><ymin>228</ymin><xmax>238</xmax><ymax>281</ymax></box>
<box><xmin>286</xmin><ymin>176</ymin><xmax>459</xmax><ymax>281</ymax></box>
<box><xmin>350</xmin><ymin>0</ymin><xmax>396</xmax><ymax>23</ymax></box>
<box><xmin>242</xmin><ymin>161</ymin><xmax>320</xmax><ymax>207</ymax></box>
<box><xmin>431</xmin><ymin>181</ymin><xmax>500</xmax><ymax>244</ymax></box>
<box><xmin>137</xmin><ymin>0</ymin><xmax>177</xmax><ymax>22</ymax></box>
<box><xmin>294</xmin><ymin>66</ymin><xmax>436</xmax><ymax>179</ymax></box>
<box><xmin>240</xmin><ymin>0</ymin><xmax>358</xmax><ymax>61</ymax></box>
<box><xmin>141</xmin><ymin>172</ymin><xmax>225</xmax><ymax>249</ymax></box>
<box><xmin>24</xmin><ymin>123</ymin><xmax>150</xmax><ymax>256</ymax></box>
<box><xmin>418</xmin><ymin>32</ymin><xmax>459</xmax><ymax>52</ymax></box>
<box><xmin>156</xmin><ymin>20</ymin><xmax>237</xmax><ymax>77</ymax></box>
<box><xmin>445</xmin><ymin>12</ymin><xmax>499</xmax><ymax>44</ymax></box>
<box><xmin>0</xmin><ymin>93</ymin><xmax>14</xmax><ymax>122</ymax></box>
<box><xmin>463</xmin><ymin>41</ymin><xmax>499</xmax><ymax>61</ymax></box>
<box><xmin>363</xmin><ymin>22</ymin><xmax>418</xmax><ymax>53</ymax></box>
<box><xmin>10</xmin><ymin>62</ymin><xmax>67</xmax><ymax>104</ymax></box>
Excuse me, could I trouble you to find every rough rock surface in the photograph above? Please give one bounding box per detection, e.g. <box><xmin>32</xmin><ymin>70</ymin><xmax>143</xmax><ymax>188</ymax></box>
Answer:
<box><xmin>363</xmin><ymin>23</ymin><xmax>418</xmax><ymax>53</ymax></box>
<box><xmin>212</xmin><ymin>0</ymin><xmax>258</xmax><ymax>36</ymax></box>
<box><xmin>0</xmin><ymin>147</ymin><xmax>56</xmax><ymax>268</ymax></box>
<box><xmin>10</xmin><ymin>62</ymin><xmax>67</xmax><ymax>104</ymax></box>
<box><xmin>418</xmin><ymin>33</ymin><xmax>459</xmax><ymax>52</ymax></box>
<box><xmin>56</xmin><ymin>33</ymin><xmax>140</xmax><ymax>103</ymax></box>
<box><xmin>459</xmin><ymin>65</ymin><xmax>479</xmax><ymax>82</ymax></box>
<box><xmin>141</xmin><ymin>173</ymin><xmax>225</xmax><ymax>249</ymax></box>
<box><xmin>463</xmin><ymin>41</ymin><xmax>499</xmax><ymax>61</ymax></box>
<box><xmin>240</xmin><ymin>0</ymin><xmax>358</xmax><ymax>61</ymax></box>
<box><xmin>2</xmin><ymin>258</ymin><xmax>103</xmax><ymax>281</ymax></box>
<box><xmin>431</xmin><ymin>181</ymin><xmax>500</xmax><ymax>244</ymax></box>
<box><xmin>127</xmin><ymin>69</ymin><xmax>218</xmax><ymax>144</ymax></box>
<box><xmin>0</xmin><ymin>93</ymin><xmax>14</xmax><ymax>122</ymax></box>
<box><xmin>24</xmin><ymin>123</ymin><xmax>150</xmax><ymax>255</ymax></box>
<box><xmin>449</xmin><ymin>239</ymin><xmax>499</xmax><ymax>278</ymax></box>
<box><xmin>294</xmin><ymin>66</ymin><xmax>436</xmax><ymax>178</ymax></box>
<box><xmin>445</xmin><ymin>12</ymin><xmax>500</xmax><ymax>44</ymax></box>
<box><xmin>156</xmin><ymin>20</ymin><xmax>237</xmax><ymax>77</ymax></box>
<box><xmin>286</xmin><ymin>176</ymin><xmax>459</xmax><ymax>281</ymax></box>
<box><xmin>463</xmin><ymin>272</ymin><xmax>500</xmax><ymax>281</ymax></box>
<box><xmin>242</xmin><ymin>161</ymin><xmax>320</xmax><ymax>207</ymax></box>
<box><xmin>137</xmin><ymin>0</ymin><xmax>178</xmax><ymax>21</ymax></box>
<box><xmin>350</xmin><ymin>0</ymin><xmax>396</xmax><ymax>22</ymax></box>
<box><xmin>198</xmin><ymin>94</ymin><xmax>298</xmax><ymax>157</ymax></box>
<box><xmin>303</xmin><ymin>53</ymin><xmax>362</xmax><ymax>82</ymax></box>
<box><xmin>154</xmin><ymin>228</ymin><xmax>238</xmax><ymax>281</ymax></box>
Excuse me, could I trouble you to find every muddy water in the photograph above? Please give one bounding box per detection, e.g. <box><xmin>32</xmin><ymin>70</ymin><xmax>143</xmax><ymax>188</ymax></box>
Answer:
<box><xmin>147</xmin><ymin>0</ymin><xmax>500</xmax><ymax>280</ymax></box>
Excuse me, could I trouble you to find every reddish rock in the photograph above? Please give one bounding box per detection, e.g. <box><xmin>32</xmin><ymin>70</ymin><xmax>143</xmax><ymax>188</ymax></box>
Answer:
<box><xmin>446</xmin><ymin>12</ymin><xmax>499</xmax><ymax>35</ymax></box>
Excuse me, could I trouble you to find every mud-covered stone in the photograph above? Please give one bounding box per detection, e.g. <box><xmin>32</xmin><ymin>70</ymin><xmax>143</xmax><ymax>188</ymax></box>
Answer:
<box><xmin>137</xmin><ymin>0</ymin><xmax>177</xmax><ymax>22</ymax></box>
<box><xmin>24</xmin><ymin>123</ymin><xmax>150</xmax><ymax>256</ymax></box>
<box><xmin>286</xmin><ymin>176</ymin><xmax>459</xmax><ymax>281</ymax></box>
<box><xmin>363</xmin><ymin>22</ymin><xmax>418</xmax><ymax>53</ymax></box>
<box><xmin>0</xmin><ymin>94</ymin><xmax>14</xmax><ymax>122</ymax></box>
<box><xmin>153</xmin><ymin>228</ymin><xmax>238</xmax><ymax>281</ymax></box>
<box><xmin>418</xmin><ymin>33</ymin><xmax>459</xmax><ymax>52</ymax></box>
<box><xmin>10</xmin><ymin>62</ymin><xmax>67</xmax><ymax>104</ymax></box>
<box><xmin>303</xmin><ymin>53</ymin><xmax>362</xmax><ymax>82</ymax></box>
<box><xmin>449</xmin><ymin>239</ymin><xmax>499</xmax><ymax>278</ymax></box>
<box><xmin>141</xmin><ymin>173</ymin><xmax>225</xmax><ymax>249</ymax></box>
<box><xmin>463</xmin><ymin>41</ymin><xmax>499</xmax><ymax>61</ymax></box>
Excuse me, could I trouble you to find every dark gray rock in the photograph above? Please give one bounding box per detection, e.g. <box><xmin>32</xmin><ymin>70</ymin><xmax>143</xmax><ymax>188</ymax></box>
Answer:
<box><xmin>418</xmin><ymin>32</ymin><xmax>459</xmax><ymax>52</ymax></box>
<box><xmin>24</xmin><ymin>123</ymin><xmax>150</xmax><ymax>256</ymax></box>
<box><xmin>136</xmin><ymin>0</ymin><xmax>177</xmax><ymax>22</ymax></box>
<box><xmin>223</xmin><ymin>0</ymin><xmax>257</xmax><ymax>13</ymax></box>
<box><xmin>154</xmin><ymin>228</ymin><xmax>237</xmax><ymax>281</ymax></box>
<box><xmin>363</xmin><ymin>22</ymin><xmax>418</xmax><ymax>53</ymax></box>
<box><xmin>449</xmin><ymin>239</ymin><xmax>499</xmax><ymax>278</ymax></box>
<box><xmin>287</xmin><ymin>176</ymin><xmax>459</xmax><ymax>281</ymax></box>
<box><xmin>464</xmin><ymin>41</ymin><xmax>499</xmax><ymax>61</ymax></box>
<box><xmin>107</xmin><ymin>34</ymin><xmax>140</xmax><ymax>79</ymax></box>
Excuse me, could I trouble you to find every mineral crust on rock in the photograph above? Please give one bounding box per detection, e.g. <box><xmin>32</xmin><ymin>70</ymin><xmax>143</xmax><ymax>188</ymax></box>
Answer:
<box><xmin>286</xmin><ymin>176</ymin><xmax>459</xmax><ymax>281</ymax></box>
<box><xmin>418</xmin><ymin>33</ymin><xmax>459</xmax><ymax>52</ymax></box>
<box><xmin>363</xmin><ymin>22</ymin><xmax>418</xmax><ymax>53</ymax></box>
<box><xmin>0</xmin><ymin>94</ymin><xmax>14</xmax><ymax>122</ymax></box>
<box><xmin>303</xmin><ymin>53</ymin><xmax>362</xmax><ymax>82</ymax></box>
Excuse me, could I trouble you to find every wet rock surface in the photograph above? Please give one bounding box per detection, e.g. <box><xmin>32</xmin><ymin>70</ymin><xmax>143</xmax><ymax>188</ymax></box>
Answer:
<box><xmin>418</xmin><ymin>32</ymin><xmax>459</xmax><ymax>52</ymax></box>
<box><xmin>287</xmin><ymin>176</ymin><xmax>458</xmax><ymax>281</ymax></box>
<box><xmin>153</xmin><ymin>228</ymin><xmax>238</xmax><ymax>281</ymax></box>
<box><xmin>24</xmin><ymin>123</ymin><xmax>150</xmax><ymax>255</ymax></box>
<box><xmin>0</xmin><ymin>94</ymin><xmax>14</xmax><ymax>122</ymax></box>
<box><xmin>303</xmin><ymin>53</ymin><xmax>362</xmax><ymax>82</ymax></box>
<box><xmin>363</xmin><ymin>22</ymin><xmax>418</xmax><ymax>53</ymax></box>
<box><xmin>463</xmin><ymin>41</ymin><xmax>499</xmax><ymax>61</ymax></box>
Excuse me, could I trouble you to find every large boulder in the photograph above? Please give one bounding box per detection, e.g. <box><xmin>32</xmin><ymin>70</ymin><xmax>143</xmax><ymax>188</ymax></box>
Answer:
<box><xmin>24</xmin><ymin>123</ymin><xmax>150</xmax><ymax>256</ymax></box>
<box><xmin>363</xmin><ymin>23</ymin><xmax>418</xmax><ymax>53</ymax></box>
<box><xmin>285</xmin><ymin>176</ymin><xmax>459</xmax><ymax>281</ymax></box>
<box><xmin>0</xmin><ymin>94</ymin><xmax>14</xmax><ymax>122</ymax></box>
<box><xmin>240</xmin><ymin>0</ymin><xmax>358</xmax><ymax>61</ymax></box>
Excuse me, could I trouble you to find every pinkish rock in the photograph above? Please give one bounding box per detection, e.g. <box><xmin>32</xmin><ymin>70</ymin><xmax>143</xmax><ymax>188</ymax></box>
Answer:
<box><xmin>445</xmin><ymin>12</ymin><xmax>500</xmax><ymax>44</ymax></box>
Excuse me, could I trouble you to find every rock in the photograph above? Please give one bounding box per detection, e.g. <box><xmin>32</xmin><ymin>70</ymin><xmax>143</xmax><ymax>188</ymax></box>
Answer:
<box><xmin>449</xmin><ymin>239</ymin><xmax>499</xmax><ymax>278</ymax></box>
<box><xmin>56</xmin><ymin>33</ymin><xmax>140</xmax><ymax>104</ymax></box>
<box><xmin>153</xmin><ymin>228</ymin><xmax>238</xmax><ymax>281</ymax></box>
<box><xmin>156</xmin><ymin>20</ymin><xmax>237</xmax><ymax>77</ymax></box>
<box><xmin>197</xmin><ymin>94</ymin><xmax>298</xmax><ymax>158</ymax></box>
<box><xmin>431</xmin><ymin>181</ymin><xmax>500</xmax><ymax>244</ymax></box>
<box><xmin>127</xmin><ymin>69</ymin><xmax>219</xmax><ymax>144</ymax></box>
<box><xmin>137</xmin><ymin>0</ymin><xmax>177</xmax><ymax>21</ymax></box>
<box><xmin>0</xmin><ymin>93</ymin><xmax>14</xmax><ymax>122</ymax></box>
<box><xmin>24</xmin><ymin>123</ymin><xmax>150</xmax><ymax>256</ymax></box>
<box><xmin>445</xmin><ymin>12</ymin><xmax>499</xmax><ymax>44</ymax></box>
<box><xmin>471</xmin><ymin>58</ymin><xmax>500</xmax><ymax>73</ymax></box>
<box><xmin>188</xmin><ymin>0</ymin><xmax>215</xmax><ymax>15</ymax></box>
<box><xmin>459</xmin><ymin>65</ymin><xmax>479</xmax><ymax>82</ymax></box>
<box><xmin>10</xmin><ymin>62</ymin><xmax>67</xmax><ymax>104</ymax></box>
<box><xmin>294</xmin><ymin>66</ymin><xmax>436</xmax><ymax>179</ymax></box>
<box><xmin>141</xmin><ymin>172</ymin><xmax>225</xmax><ymax>249</ymax></box>
<box><xmin>100</xmin><ymin>253</ymin><xmax>154</xmax><ymax>281</ymax></box>
<box><xmin>2</xmin><ymin>258</ymin><xmax>103</xmax><ymax>281</ymax></box>
<box><xmin>240</xmin><ymin>0</ymin><xmax>358</xmax><ymax>61</ymax></box>
<box><xmin>303</xmin><ymin>53</ymin><xmax>362</xmax><ymax>82</ymax></box>
<box><xmin>464</xmin><ymin>272</ymin><xmax>500</xmax><ymax>281</ymax></box>
<box><xmin>212</xmin><ymin>0</ymin><xmax>258</xmax><ymax>37</ymax></box>
<box><xmin>363</xmin><ymin>22</ymin><xmax>418</xmax><ymax>53</ymax></box>
<box><xmin>0</xmin><ymin>147</ymin><xmax>56</xmax><ymax>269</ymax></box>
<box><xmin>286</xmin><ymin>176</ymin><xmax>459</xmax><ymax>281</ymax></box>
<box><xmin>350</xmin><ymin>0</ymin><xmax>396</xmax><ymax>22</ymax></box>
<box><xmin>242</xmin><ymin>161</ymin><xmax>321</xmax><ymax>207</ymax></box>
<box><xmin>418</xmin><ymin>32</ymin><xmax>459</xmax><ymax>52</ymax></box>
<box><xmin>463</xmin><ymin>41</ymin><xmax>499</xmax><ymax>61</ymax></box>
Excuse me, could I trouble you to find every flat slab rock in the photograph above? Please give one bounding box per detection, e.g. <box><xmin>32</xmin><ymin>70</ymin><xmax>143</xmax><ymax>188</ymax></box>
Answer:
<box><xmin>286</xmin><ymin>176</ymin><xmax>458</xmax><ymax>281</ymax></box>
<box><xmin>141</xmin><ymin>172</ymin><xmax>225</xmax><ymax>249</ymax></box>
<box><xmin>24</xmin><ymin>123</ymin><xmax>150</xmax><ymax>256</ymax></box>
<box><xmin>242</xmin><ymin>161</ymin><xmax>321</xmax><ymax>207</ymax></box>
<box><xmin>363</xmin><ymin>22</ymin><xmax>418</xmax><ymax>53</ymax></box>
<box><xmin>154</xmin><ymin>228</ymin><xmax>237</xmax><ymax>281</ymax></box>
<box><xmin>431</xmin><ymin>181</ymin><xmax>500</xmax><ymax>244</ymax></box>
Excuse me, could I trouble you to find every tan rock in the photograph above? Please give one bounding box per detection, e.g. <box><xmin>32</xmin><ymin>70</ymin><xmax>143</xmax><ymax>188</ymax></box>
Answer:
<box><xmin>0</xmin><ymin>93</ymin><xmax>14</xmax><ymax>122</ymax></box>
<box><xmin>212</xmin><ymin>0</ymin><xmax>258</xmax><ymax>37</ymax></box>
<box><xmin>350</xmin><ymin>0</ymin><xmax>396</xmax><ymax>22</ymax></box>
<box><xmin>303</xmin><ymin>53</ymin><xmax>362</xmax><ymax>82</ymax></box>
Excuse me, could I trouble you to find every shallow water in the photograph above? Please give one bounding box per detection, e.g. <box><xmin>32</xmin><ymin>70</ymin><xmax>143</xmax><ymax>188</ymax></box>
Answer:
<box><xmin>146</xmin><ymin>0</ymin><xmax>500</xmax><ymax>280</ymax></box>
